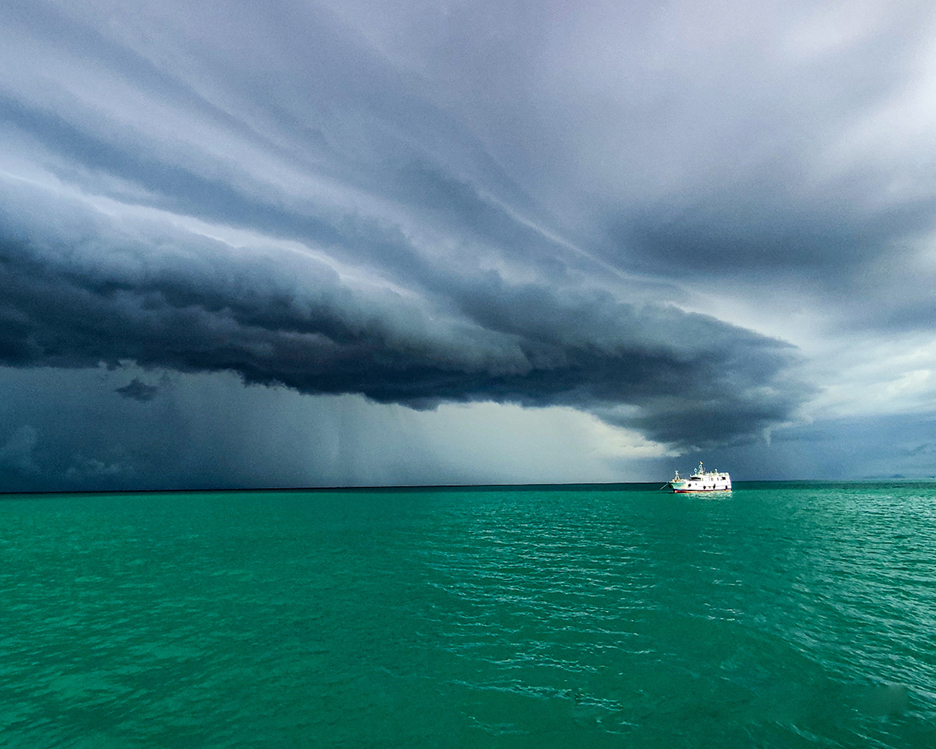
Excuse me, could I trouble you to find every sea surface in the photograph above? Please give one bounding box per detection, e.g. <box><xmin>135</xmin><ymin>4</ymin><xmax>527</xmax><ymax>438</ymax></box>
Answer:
<box><xmin>0</xmin><ymin>482</ymin><xmax>934</xmax><ymax>748</ymax></box>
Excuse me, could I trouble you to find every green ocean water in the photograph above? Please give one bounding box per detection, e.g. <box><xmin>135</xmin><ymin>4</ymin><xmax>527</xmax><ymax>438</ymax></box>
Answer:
<box><xmin>1</xmin><ymin>483</ymin><xmax>934</xmax><ymax>747</ymax></box>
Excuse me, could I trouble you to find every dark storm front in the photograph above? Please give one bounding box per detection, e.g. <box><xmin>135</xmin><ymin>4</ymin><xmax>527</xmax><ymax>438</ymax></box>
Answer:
<box><xmin>0</xmin><ymin>483</ymin><xmax>933</xmax><ymax>747</ymax></box>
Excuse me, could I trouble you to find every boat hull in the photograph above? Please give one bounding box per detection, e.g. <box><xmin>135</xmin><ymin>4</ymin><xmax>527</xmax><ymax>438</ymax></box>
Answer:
<box><xmin>669</xmin><ymin>479</ymin><xmax>732</xmax><ymax>493</ymax></box>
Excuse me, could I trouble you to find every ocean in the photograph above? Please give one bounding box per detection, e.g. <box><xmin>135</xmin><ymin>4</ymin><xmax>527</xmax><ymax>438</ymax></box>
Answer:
<box><xmin>0</xmin><ymin>482</ymin><xmax>933</xmax><ymax>747</ymax></box>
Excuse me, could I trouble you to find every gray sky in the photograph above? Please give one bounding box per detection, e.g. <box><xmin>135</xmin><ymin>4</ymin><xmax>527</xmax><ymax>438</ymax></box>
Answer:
<box><xmin>2</xmin><ymin>0</ymin><xmax>935</xmax><ymax>490</ymax></box>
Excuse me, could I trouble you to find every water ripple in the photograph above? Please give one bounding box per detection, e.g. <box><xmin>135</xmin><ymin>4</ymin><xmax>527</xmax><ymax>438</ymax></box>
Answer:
<box><xmin>0</xmin><ymin>484</ymin><xmax>934</xmax><ymax>746</ymax></box>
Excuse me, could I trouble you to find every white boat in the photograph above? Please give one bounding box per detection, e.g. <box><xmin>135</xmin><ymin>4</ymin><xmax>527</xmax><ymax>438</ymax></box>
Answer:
<box><xmin>668</xmin><ymin>462</ymin><xmax>731</xmax><ymax>493</ymax></box>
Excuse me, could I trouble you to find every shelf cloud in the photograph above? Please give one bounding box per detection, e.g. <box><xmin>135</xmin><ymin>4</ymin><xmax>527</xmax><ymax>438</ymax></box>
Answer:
<box><xmin>0</xmin><ymin>170</ymin><xmax>809</xmax><ymax>451</ymax></box>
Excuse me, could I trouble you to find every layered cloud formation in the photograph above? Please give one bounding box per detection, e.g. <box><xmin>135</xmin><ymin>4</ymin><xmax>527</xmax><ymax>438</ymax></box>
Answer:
<box><xmin>2</xmin><ymin>0</ymin><xmax>935</xmax><ymax>487</ymax></box>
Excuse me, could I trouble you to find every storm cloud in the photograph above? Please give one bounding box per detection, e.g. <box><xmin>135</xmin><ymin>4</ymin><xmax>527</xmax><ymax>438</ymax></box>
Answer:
<box><xmin>2</xmin><ymin>0</ymin><xmax>935</xmax><ymax>486</ymax></box>
<box><xmin>0</xmin><ymin>170</ymin><xmax>807</xmax><ymax>450</ymax></box>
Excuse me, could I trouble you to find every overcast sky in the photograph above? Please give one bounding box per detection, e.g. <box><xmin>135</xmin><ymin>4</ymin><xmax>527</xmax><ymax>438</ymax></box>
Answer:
<box><xmin>2</xmin><ymin>0</ymin><xmax>936</xmax><ymax>490</ymax></box>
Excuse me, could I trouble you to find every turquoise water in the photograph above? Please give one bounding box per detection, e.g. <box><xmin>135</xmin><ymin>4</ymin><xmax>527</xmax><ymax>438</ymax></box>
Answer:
<box><xmin>1</xmin><ymin>483</ymin><xmax>934</xmax><ymax>747</ymax></box>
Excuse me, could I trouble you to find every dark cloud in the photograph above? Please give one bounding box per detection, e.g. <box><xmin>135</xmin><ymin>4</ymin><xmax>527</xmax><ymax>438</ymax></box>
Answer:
<box><xmin>115</xmin><ymin>378</ymin><xmax>159</xmax><ymax>402</ymax></box>
<box><xmin>610</xmin><ymin>193</ymin><xmax>936</xmax><ymax>301</ymax></box>
<box><xmin>0</xmin><ymin>174</ymin><xmax>810</xmax><ymax>451</ymax></box>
